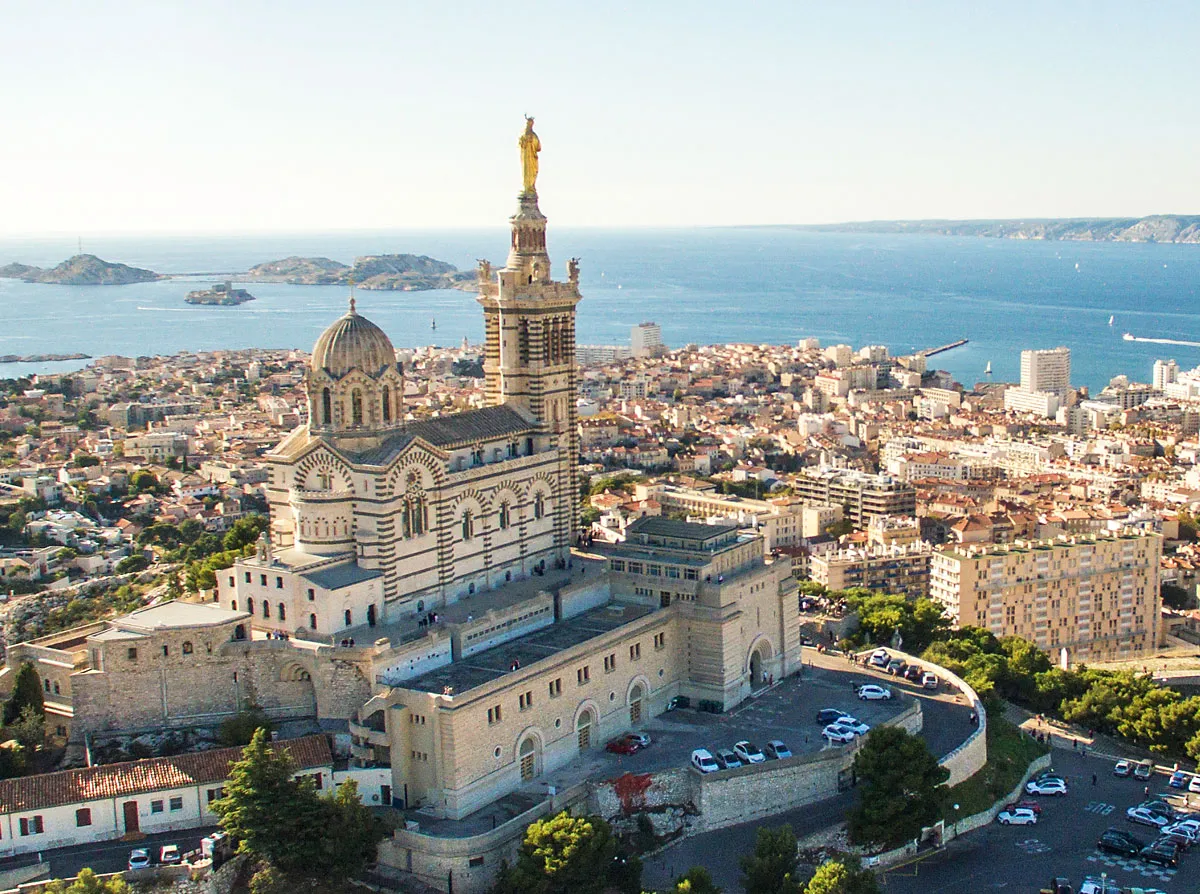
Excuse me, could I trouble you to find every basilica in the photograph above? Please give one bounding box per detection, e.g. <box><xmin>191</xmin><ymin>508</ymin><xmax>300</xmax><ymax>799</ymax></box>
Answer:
<box><xmin>4</xmin><ymin>125</ymin><xmax>800</xmax><ymax>831</ymax></box>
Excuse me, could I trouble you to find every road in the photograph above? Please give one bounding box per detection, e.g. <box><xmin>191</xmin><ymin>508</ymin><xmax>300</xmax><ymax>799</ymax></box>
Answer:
<box><xmin>0</xmin><ymin>827</ymin><xmax>215</xmax><ymax>879</ymax></box>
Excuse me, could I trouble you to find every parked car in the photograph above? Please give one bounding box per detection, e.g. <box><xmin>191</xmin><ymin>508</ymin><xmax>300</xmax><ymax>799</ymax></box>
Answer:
<box><xmin>1170</xmin><ymin>770</ymin><xmax>1189</xmax><ymax>788</ymax></box>
<box><xmin>1026</xmin><ymin>777</ymin><xmax>1068</xmax><ymax>796</ymax></box>
<box><xmin>1159</xmin><ymin>827</ymin><xmax>1195</xmax><ymax>851</ymax></box>
<box><xmin>1139</xmin><ymin>799</ymin><xmax>1175</xmax><ymax>819</ymax></box>
<box><xmin>765</xmin><ymin>740</ymin><xmax>792</xmax><ymax>760</ymax></box>
<box><xmin>1127</xmin><ymin>807</ymin><xmax>1171</xmax><ymax>828</ymax></box>
<box><xmin>823</xmin><ymin>725</ymin><xmax>857</xmax><ymax>744</ymax></box>
<box><xmin>734</xmin><ymin>741</ymin><xmax>766</xmax><ymax>764</ymax></box>
<box><xmin>606</xmin><ymin>737</ymin><xmax>639</xmax><ymax>755</ymax></box>
<box><xmin>1113</xmin><ymin>760</ymin><xmax>1132</xmax><ymax>777</ymax></box>
<box><xmin>1139</xmin><ymin>840</ymin><xmax>1179</xmax><ymax>867</ymax></box>
<box><xmin>716</xmin><ymin>748</ymin><xmax>742</xmax><ymax>770</ymax></box>
<box><xmin>691</xmin><ymin>748</ymin><xmax>721</xmax><ymax>773</ymax></box>
<box><xmin>868</xmin><ymin>650</ymin><xmax>890</xmax><ymax>668</ymax></box>
<box><xmin>1134</xmin><ymin>760</ymin><xmax>1153</xmax><ymax>780</ymax></box>
<box><xmin>831</xmin><ymin>718</ymin><xmax>870</xmax><ymax>736</ymax></box>
<box><xmin>997</xmin><ymin>807</ymin><xmax>1038</xmax><ymax>826</ymax></box>
<box><xmin>160</xmin><ymin>845</ymin><xmax>182</xmax><ymax>866</ymax></box>
<box><xmin>817</xmin><ymin>708</ymin><xmax>850</xmax><ymax>725</ymax></box>
<box><xmin>921</xmin><ymin>673</ymin><xmax>939</xmax><ymax>690</ymax></box>
<box><xmin>626</xmin><ymin>732</ymin><xmax>651</xmax><ymax>748</ymax></box>
<box><xmin>1003</xmin><ymin>799</ymin><xmax>1043</xmax><ymax>816</ymax></box>
<box><xmin>128</xmin><ymin>849</ymin><xmax>151</xmax><ymax>871</ymax></box>
<box><xmin>1190</xmin><ymin>775</ymin><xmax>1200</xmax><ymax>794</ymax></box>
<box><xmin>1165</xmin><ymin>818</ymin><xmax>1200</xmax><ymax>836</ymax></box>
<box><xmin>903</xmin><ymin>665</ymin><xmax>924</xmax><ymax>682</ymax></box>
<box><xmin>885</xmin><ymin>658</ymin><xmax>907</xmax><ymax>676</ymax></box>
<box><xmin>857</xmin><ymin>684</ymin><xmax>892</xmax><ymax>701</ymax></box>
<box><xmin>1078</xmin><ymin>877</ymin><xmax>1122</xmax><ymax>894</ymax></box>
<box><xmin>1097</xmin><ymin>828</ymin><xmax>1144</xmax><ymax>857</ymax></box>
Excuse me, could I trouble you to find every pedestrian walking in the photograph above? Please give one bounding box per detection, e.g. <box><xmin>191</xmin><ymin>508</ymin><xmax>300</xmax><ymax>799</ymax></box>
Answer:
<box><xmin>1144</xmin><ymin>785</ymin><xmax>1150</xmax><ymax>798</ymax></box>
<box><xmin>1092</xmin><ymin>773</ymin><xmax>1097</xmax><ymax>786</ymax></box>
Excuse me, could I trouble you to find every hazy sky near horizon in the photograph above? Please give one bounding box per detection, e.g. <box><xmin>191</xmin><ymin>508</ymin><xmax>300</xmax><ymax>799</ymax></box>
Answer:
<box><xmin>3</xmin><ymin>1</ymin><xmax>1198</xmax><ymax>234</ymax></box>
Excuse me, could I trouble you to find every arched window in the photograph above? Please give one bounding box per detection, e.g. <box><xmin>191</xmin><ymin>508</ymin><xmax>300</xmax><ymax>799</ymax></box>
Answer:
<box><xmin>231</xmin><ymin>599</ymin><xmax>237</xmax><ymax>611</ymax></box>
<box><xmin>322</xmin><ymin>388</ymin><xmax>332</xmax><ymax>425</ymax></box>
<box><xmin>351</xmin><ymin>389</ymin><xmax>363</xmax><ymax>426</ymax></box>
<box><xmin>263</xmin><ymin>601</ymin><xmax>270</xmax><ymax>619</ymax></box>
<box><xmin>499</xmin><ymin>502</ymin><xmax>510</xmax><ymax>530</ymax></box>
<box><xmin>382</xmin><ymin>385</ymin><xmax>392</xmax><ymax>422</ymax></box>
<box><xmin>278</xmin><ymin>603</ymin><xmax>286</xmax><ymax>622</ymax></box>
<box><xmin>247</xmin><ymin>597</ymin><xmax>254</xmax><ymax>615</ymax></box>
<box><xmin>182</xmin><ymin>641</ymin><xmax>193</xmax><ymax>655</ymax></box>
<box><xmin>344</xmin><ymin>609</ymin><xmax>352</xmax><ymax>627</ymax></box>
<box><xmin>309</xmin><ymin>613</ymin><xmax>317</xmax><ymax>630</ymax></box>
<box><xmin>461</xmin><ymin>509</ymin><xmax>474</xmax><ymax>541</ymax></box>
<box><xmin>534</xmin><ymin>492</ymin><xmax>545</xmax><ymax>520</ymax></box>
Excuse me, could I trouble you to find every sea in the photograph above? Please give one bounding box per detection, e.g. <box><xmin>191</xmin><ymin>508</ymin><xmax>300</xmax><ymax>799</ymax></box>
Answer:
<box><xmin>1</xmin><ymin>228</ymin><xmax>1198</xmax><ymax>391</ymax></box>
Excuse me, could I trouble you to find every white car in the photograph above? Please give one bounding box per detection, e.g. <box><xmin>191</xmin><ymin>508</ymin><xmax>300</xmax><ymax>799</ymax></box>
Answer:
<box><xmin>996</xmin><ymin>807</ymin><xmax>1038</xmax><ymax>826</ymax></box>
<box><xmin>1161</xmin><ymin>823</ymin><xmax>1199</xmax><ymax>845</ymax></box>
<box><xmin>733</xmin><ymin>740</ymin><xmax>766</xmax><ymax>764</ymax></box>
<box><xmin>128</xmin><ymin>849</ymin><xmax>151</xmax><ymax>870</ymax></box>
<box><xmin>1166</xmin><ymin>818</ymin><xmax>1200</xmax><ymax>836</ymax></box>
<box><xmin>1126</xmin><ymin>806</ymin><xmax>1170</xmax><ymax>828</ymax></box>
<box><xmin>823</xmin><ymin>725</ymin><xmax>857</xmax><ymax>744</ymax></box>
<box><xmin>868</xmin><ymin>650</ymin><xmax>890</xmax><ymax>668</ymax></box>
<box><xmin>1025</xmin><ymin>777</ymin><xmax>1068</xmax><ymax>796</ymax></box>
<box><xmin>858</xmin><ymin>684</ymin><xmax>893</xmax><ymax>701</ymax></box>
<box><xmin>160</xmin><ymin>844</ymin><xmax>181</xmax><ymax>865</ymax></box>
<box><xmin>832</xmin><ymin>718</ymin><xmax>870</xmax><ymax>736</ymax></box>
<box><xmin>691</xmin><ymin>748</ymin><xmax>721</xmax><ymax>774</ymax></box>
<box><xmin>1190</xmin><ymin>775</ymin><xmax>1200</xmax><ymax>794</ymax></box>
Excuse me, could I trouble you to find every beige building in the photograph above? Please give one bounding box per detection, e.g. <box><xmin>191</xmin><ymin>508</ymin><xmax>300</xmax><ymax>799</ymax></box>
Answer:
<box><xmin>364</xmin><ymin>518</ymin><xmax>799</xmax><ymax>820</ymax></box>
<box><xmin>792</xmin><ymin>468</ymin><xmax>915</xmax><ymax>525</ymax></box>
<box><xmin>809</xmin><ymin>541</ymin><xmax>932</xmax><ymax>598</ymax></box>
<box><xmin>930</xmin><ymin>529</ymin><xmax>1162</xmax><ymax>661</ymax></box>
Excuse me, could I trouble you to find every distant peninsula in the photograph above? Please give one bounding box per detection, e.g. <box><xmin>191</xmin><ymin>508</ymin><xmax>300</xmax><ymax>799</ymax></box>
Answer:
<box><xmin>185</xmin><ymin>281</ymin><xmax>255</xmax><ymax>306</ymax></box>
<box><xmin>0</xmin><ymin>352</ymin><xmax>91</xmax><ymax>364</ymax></box>
<box><xmin>246</xmin><ymin>254</ymin><xmax>475</xmax><ymax>291</ymax></box>
<box><xmin>782</xmin><ymin>215</ymin><xmax>1200</xmax><ymax>244</ymax></box>
<box><xmin>0</xmin><ymin>254</ymin><xmax>162</xmax><ymax>285</ymax></box>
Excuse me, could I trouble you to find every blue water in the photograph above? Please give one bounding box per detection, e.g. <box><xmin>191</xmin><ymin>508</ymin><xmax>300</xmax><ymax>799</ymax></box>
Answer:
<box><xmin>1</xmin><ymin>229</ymin><xmax>1198</xmax><ymax>390</ymax></box>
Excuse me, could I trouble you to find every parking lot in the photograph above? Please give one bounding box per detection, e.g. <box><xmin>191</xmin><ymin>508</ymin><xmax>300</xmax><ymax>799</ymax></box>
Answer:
<box><xmin>884</xmin><ymin>749</ymin><xmax>1200</xmax><ymax>894</ymax></box>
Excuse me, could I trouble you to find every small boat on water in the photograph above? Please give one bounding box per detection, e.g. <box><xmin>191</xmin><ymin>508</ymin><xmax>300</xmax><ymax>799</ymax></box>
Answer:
<box><xmin>985</xmin><ymin>361</ymin><xmax>992</xmax><ymax>376</ymax></box>
<box><xmin>1109</xmin><ymin>315</ymin><xmax>1115</xmax><ymax>327</ymax></box>
<box><xmin>1123</xmin><ymin>333</ymin><xmax>1134</xmax><ymax>341</ymax></box>
<box><xmin>431</xmin><ymin>317</ymin><xmax>437</xmax><ymax>331</ymax></box>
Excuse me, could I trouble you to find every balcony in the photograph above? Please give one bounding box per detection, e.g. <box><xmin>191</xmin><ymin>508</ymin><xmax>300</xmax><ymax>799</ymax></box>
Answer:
<box><xmin>349</xmin><ymin>720</ymin><xmax>389</xmax><ymax>747</ymax></box>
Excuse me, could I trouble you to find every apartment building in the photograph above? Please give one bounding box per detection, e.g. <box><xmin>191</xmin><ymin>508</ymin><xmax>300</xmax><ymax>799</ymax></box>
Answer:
<box><xmin>809</xmin><ymin>541</ymin><xmax>932</xmax><ymax>598</ymax></box>
<box><xmin>792</xmin><ymin>468</ymin><xmax>916</xmax><ymax>525</ymax></box>
<box><xmin>929</xmin><ymin>529</ymin><xmax>1161</xmax><ymax>662</ymax></box>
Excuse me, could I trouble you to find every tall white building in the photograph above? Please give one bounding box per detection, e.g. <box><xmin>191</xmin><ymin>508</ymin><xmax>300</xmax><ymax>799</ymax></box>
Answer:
<box><xmin>1020</xmin><ymin>347</ymin><xmax>1071</xmax><ymax>396</ymax></box>
<box><xmin>631</xmin><ymin>321</ymin><xmax>664</xmax><ymax>358</ymax></box>
<box><xmin>1153</xmin><ymin>359</ymin><xmax>1179</xmax><ymax>390</ymax></box>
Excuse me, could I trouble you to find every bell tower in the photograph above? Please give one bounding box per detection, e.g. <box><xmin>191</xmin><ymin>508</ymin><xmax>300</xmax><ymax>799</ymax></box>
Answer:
<box><xmin>478</xmin><ymin>118</ymin><xmax>581</xmax><ymax>530</ymax></box>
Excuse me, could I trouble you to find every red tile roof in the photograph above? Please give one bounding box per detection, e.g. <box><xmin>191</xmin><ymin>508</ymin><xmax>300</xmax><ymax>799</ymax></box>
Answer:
<box><xmin>0</xmin><ymin>734</ymin><xmax>331</xmax><ymax>813</ymax></box>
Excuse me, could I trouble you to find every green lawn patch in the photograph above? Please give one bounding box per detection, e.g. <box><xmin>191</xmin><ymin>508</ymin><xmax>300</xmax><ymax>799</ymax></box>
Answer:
<box><xmin>939</xmin><ymin>716</ymin><xmax>1049</xmax><ymax>820</ymax></box>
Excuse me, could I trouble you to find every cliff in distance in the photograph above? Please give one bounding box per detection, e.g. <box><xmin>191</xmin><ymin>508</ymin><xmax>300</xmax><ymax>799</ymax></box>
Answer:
<box><xmin>788</xmin><ymin>215</ymin><xmax>1200</xmax><ymax>243</ymax></box>
<box><xmin>0</xmin><ymin>254</ymin><xmax>162</xmax><ymax>284</ymax></box>
<box><xmin>247</xmin><ymin>254</ymin><xmax>474</xmax><ymax>291</ymax></box>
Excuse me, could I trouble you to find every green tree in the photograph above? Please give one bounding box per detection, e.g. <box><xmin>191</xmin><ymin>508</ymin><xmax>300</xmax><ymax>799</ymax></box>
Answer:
<box><xmin>739</xmin><ymin>825</ymin><xmax>802</xmax><ymax>894</ymax></box>
<box><xmin>223</xmin><ymin>514</ymin><xmax>270</xmax><ymax>552</ymax></box>
<box><xmin>493</xmin><ymin>811</ymin><xmax>635</xmax><ymax>894</ymax></box>
<box><xmin>314</xmin><ymin>778</ymin><xmax>384</xmax><ymax>880</ymax></box>
<box><xmin>675</xmin><ymin>866</ymin><xmax>722</xmax><ymax>894</ymax></box>
<box><xmin>211</xmin><ymin>729</ymin><xmax>321</xmax><ymax>875</ymax></box>
<box><xmin>116</xmin><ymin>554</ymin><xmax>149</xmax><ymax>574</ymax></box>
<box><xmin>847</xmin><ymin>728</ymin><xmax>949</xmax><ymax>848</ymax></box>
<box><xmin>44</xmin><ymin>868</ymin><xmax>129</xmax><ymax>894</ymax></box>
<box><xmin>129</xmin><ymin>470</ymin><xmax>159</xmax><ymax>493</ymax></box>
<box><xmin>8</xmin><ymin>705</ymin><xmax>44</xmax><ymax>752</ymax></box>
<box><xmin>804</xmin><ymin>858</ymin><xmax>879</xmax><ymax>894</ymax></box>
<box><xmin>218</xmin><ymin>709</ymin><xmax>273</xmax><ymax>747</ymax></box>
<box><xmin>4</xmin><ymin>662</ymin><xmax>43</xmax><ymax>724</ymax></box>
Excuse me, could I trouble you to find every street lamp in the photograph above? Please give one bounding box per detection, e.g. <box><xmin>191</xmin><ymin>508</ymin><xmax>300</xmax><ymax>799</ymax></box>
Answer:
<box><xmin>951</xmin><ymin>803</ymin><xmax>960</xmax><ymax>838</ymax></box>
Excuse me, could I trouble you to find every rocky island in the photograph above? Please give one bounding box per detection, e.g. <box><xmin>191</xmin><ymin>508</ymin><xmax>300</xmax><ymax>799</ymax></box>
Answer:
<box><xmin>789</xmin><ymin>215</ymin><xmax>1200</xmax><ymax>243</ymax></box>
<box><xmin>247</xmin><ymin>253</ymin><xmax>475</xmax><ymax>291</ymax></box>
<box><xmin>185</xmin><ymin>281</ymin><xmax>255</xmax><ymax>306</ymax></box>
<box><xmin>0</xmin><ymin>254</ymin><xmax>162</xmax><ymax>284</ymax></box>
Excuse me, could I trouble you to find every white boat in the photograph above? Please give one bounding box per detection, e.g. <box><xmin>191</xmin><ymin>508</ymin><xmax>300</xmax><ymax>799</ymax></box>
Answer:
<box><xmin>1109</xmin><ymin>315</ymin><xmax>1115</xmax><ymax>326</ymax></box>
<box><xmin>1123</xmin><ymin>333</ymin><xmax>1134</xmax><ymax>341</ymax></box>
<box><xmin>985</xmin><ymin>361</ymin><xmax>992</xmax><ymax>376</ymax></box>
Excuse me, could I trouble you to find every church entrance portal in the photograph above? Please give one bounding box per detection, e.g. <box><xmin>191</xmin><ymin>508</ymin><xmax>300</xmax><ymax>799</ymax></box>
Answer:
<box><xmin>577</xmin><ymin>710</ymin><xmax>594</xmax><ymax>751</ymax></box>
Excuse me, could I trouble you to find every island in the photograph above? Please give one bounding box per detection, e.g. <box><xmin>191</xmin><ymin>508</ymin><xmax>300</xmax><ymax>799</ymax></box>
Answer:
<box><xmin>0</xmin><ymin>254</ymin><xmax>162</xmax><ymax>284</ymax></box>
<box><xmin>0</xmin><ymin>352</ymin><xmax>91</xmax><ymax>364</ymax></box>
<box><xmin>780</xmin><ymin>215</ymin><xmax>1200</xmax><ymax>244</ymax></box>
<box><xmin>185</xmin><ymin>281</ymin><xmax>255</xmax><ymax>306</ymax></box>
<box><xmin>246</xmin><ymin>254</ymin><xmax>476</xmax><ymax>291</ymax></box>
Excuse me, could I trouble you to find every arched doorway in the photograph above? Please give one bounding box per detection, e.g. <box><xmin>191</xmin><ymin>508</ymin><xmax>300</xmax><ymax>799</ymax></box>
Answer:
<box><xmin>629</xmin><ymin>683</ymin><xmax>645</xmax><ymax>726</ymax></box>
<box><xmin>518</xmin><ymin>736</ymin><xmax>540</xmax><ymax>781</ymax></box>
<box><xmin>749</xmin><ymin>639</ymin><xmax>774</xmax><ymax>690</ymax></box>
<box><xmin>576</xmin><ymin>709</ymin><xmax>595</xmax><ymax>751</ymax></box>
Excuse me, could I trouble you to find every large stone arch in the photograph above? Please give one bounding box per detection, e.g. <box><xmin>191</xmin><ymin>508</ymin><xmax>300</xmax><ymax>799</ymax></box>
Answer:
<box><xmin>747</xmin><ymin>635</ymin><xmax>776</xmax><ymax>690</ymax></box>
<box><xmin>626</xmin><ymin>674</ymin><xmax>652</xmax><ymax>726</ymax></box>
<box><xmin>513</xmin><ymin>725</ymin><xmax>545</xmax><ymax>782</ymax></box>
<box><xmin>572</xmin><ymin>699</ymin><xmax>601</xmax><ymax>751</ymax></box>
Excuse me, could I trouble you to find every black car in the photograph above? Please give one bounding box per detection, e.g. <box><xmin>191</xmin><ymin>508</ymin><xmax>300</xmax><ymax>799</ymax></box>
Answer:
<box><xmin>885</xmin><ymin>658</ymin><xmax>907</xmax><ymax>676</ymax></box>
<box><xmin>903</xmin><ymin>665</ymin><xmax>923</xmax><ymax>682</ymax></box>
<box><xmin>1139</xmin><ymin>841</ymin><xmax>1179</xmax><ymax>867</ymax></box>
<box><xmin>1097</xmin><ymin>829</ymin><xmax>1144</xmax><ymax>857</ymax></box>
<box><xmin>816</xmin><ymin>708</ymin><xmax>848</xmax><ymax>725</ymax></box>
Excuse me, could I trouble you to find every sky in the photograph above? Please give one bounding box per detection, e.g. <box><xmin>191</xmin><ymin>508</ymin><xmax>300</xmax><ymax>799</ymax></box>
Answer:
<box><xmin>2</xmin><ymin>1</ymin><xmax>1198</xmax><ymax>233</ymax></box>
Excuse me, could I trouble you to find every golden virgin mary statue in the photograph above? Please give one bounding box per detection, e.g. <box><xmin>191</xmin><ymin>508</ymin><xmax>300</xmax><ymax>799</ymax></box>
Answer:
<box><xmin>519</xmin><ymin>117</ymin><xmax>541</xmax><ymax>196</ymax></box>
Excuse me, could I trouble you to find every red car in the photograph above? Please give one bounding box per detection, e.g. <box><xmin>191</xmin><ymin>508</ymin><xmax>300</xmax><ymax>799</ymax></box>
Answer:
<box><xmin>606</xmin><ymin>737</ymin><xmax>640</xmax><ymax>755</ymax></box>
<box><xmin>1004</xmin><ymin>799</ymin><xmax>1043</xmax><ymax>816</ymax></box>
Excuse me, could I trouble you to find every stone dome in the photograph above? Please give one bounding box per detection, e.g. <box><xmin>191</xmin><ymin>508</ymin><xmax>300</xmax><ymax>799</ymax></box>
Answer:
<box><xmin>311</xmin><ymin>300</ymin><xmax>397</xmax><ymax>378</ymax></box>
